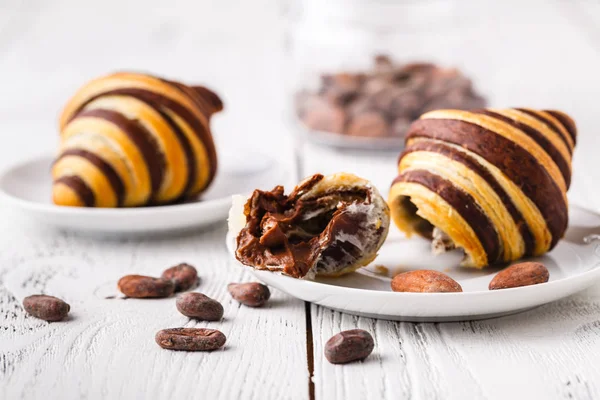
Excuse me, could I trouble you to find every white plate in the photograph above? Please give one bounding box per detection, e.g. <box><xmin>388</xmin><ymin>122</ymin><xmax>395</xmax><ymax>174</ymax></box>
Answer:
<box><xmin>227</xmin><ymin>205</ymin><xmax>600</xmax><ymax>321</ymax></box>
<box><xmin>0</xmin><ymin>152</ymin><xmax>288</xmax><ymax>234</ymax></box>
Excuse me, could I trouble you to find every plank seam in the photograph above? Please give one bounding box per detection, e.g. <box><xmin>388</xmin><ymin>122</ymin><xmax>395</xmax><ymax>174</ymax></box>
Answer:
<box><xmin>305</xmin><ymin>301</ymin><xmax>315</xmax><ymax>400</ymax></box>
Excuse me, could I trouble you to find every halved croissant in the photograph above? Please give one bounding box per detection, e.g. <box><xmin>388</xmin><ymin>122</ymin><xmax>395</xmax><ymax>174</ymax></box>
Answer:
<box><xmin>53</xmin><ymin>72</ymin><xmax>222</xmax><ymax>207</ymax></box>
<box><xmin>230</xmin><ymin>173</ymin><xmax>390</xmax><ymax>279</ymax></box>
<box><xmin>389</xmin><ymin>108</ymin><xmax>576</xmax><ymax>268</ymax></box>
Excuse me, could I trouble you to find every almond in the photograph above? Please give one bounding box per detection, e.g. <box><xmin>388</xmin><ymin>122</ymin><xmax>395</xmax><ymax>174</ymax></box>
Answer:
<box><xmin>391</xmin><ymin>270</ymin><xmax>462</xmax><ymax>293</ymax></box>
<box><xmin>489</xmin><ymin>262</ymin><xmax>549</xmax><ymax>290</ymax></box>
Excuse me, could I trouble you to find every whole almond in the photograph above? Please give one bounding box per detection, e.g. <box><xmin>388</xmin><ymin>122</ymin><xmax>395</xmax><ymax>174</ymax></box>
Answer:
<box><xmin>489</xmin><ymin>262</ymin><xmax>549</xmax><ymax>290</ymax></box>
<box><xmin>23</xmin><ymin>295</ymin><xmax>70</xmax><ymax>322</ymax></box>
<box><xmin>324</xmin><ymin>329</ymin><xmax>374</xmax><ymax>364</ymax></box>
<box><xmin>391</xmin><ymin>270</ymin><xmax>462</xmax><ymax>293</ymax></box>
<box><xmin>118</xmin><ymin>275</ymin><xmax>175</xmax><ymax>298</ymax></box>
<box><xmin>228</xmin><ymin>282</ymin><xmax>271</xmax><ymax>307</ymax></box>
<box><xmin>161</xmin><ymin>263</ymin><xmax>198</xmax><ymax>292</ymax></box>
<box><xmin>155</xmin><ymin>328</ymin><xmax>226</xmax><ymax>351</ymax></box>
<box><xmin>176</xmin><ymin>292</ymin><xmax>223</xmax><ymax>321</ymax></box>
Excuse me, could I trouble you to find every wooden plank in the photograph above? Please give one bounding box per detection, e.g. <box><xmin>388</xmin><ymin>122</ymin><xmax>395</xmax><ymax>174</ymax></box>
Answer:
<box><xmin>311</xmin><ymin>290</ymin><xmax>600</xmax><ymax>400</ymax></box>
<box><xmin>0</xmin><ymin>217</ymin><xmax>309</xmax><ymax>399</ymax></box>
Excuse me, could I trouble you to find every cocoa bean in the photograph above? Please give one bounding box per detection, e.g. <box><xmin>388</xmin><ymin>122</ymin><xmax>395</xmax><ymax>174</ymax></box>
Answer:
<box><xmin>155</xmin><ymin>328</ymin><xmax>226</xmax><ymax>351</ymax></box>
<box><xmin>176</xmin><ymin>292</ymin><xmax>223</xmax><ymax>321</ymax></box>
<box><xmin>227</xmin><ymin>282</ymin><xmax>271</xmax><ymax>307</ymax></box>
<box><xmin>302</xmin><ymin>101</ymin><xmax>346</xmax><ymax>134</ymax></box>
<box><xmin>346</xmin><ymin>111</ymin><xmax>389</xmax><ymax>137</ymax></box>
<box><xmin>161</xmin><ymin>263</ymin><xmax>198</xmax><ymax>292</ymax></box>
<box><xmin>117</xmin><ymin>275</ymin><xmax>175</xmax><ymax>298</ymax></box>
<box><xmin>23</xmin><ymin>295</ymin><xmax>70</xmax><ymax>322</ymax></box>
<box><xmin>324</xmin><ymin>329</ymin><xmax>374</xmax><ymax>364</ymax></box>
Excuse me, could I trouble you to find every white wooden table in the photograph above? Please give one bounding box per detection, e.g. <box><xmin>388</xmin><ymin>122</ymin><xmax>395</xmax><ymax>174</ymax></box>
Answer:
<box><xmin>2</xmin><ymin>1</ymin><xmax>600</xmax><ymax>399</ymax></box>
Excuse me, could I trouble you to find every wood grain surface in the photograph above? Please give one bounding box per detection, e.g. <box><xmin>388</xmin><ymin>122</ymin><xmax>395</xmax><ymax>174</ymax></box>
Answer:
<box><xmin>2</xmin><ymin>0</ymin><xmax>600</xmax><ymax>399</ymax></box>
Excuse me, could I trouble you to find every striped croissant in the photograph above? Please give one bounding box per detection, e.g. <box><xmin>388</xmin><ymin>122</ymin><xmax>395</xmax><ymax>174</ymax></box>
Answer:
<box><xmin>53</xmin><ymin>72</ymin><xmax>222</xmax><ymax>207</ymax></box>
<box><xmin>389</xmin><ymin>108</ymin><xmax>576</xmax><ymax>268</ymax></box>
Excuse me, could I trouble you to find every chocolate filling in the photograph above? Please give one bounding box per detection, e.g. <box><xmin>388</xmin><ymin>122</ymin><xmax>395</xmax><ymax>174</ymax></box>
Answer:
<box><xmin>398</xmin><ymin>139</ymin><xmax>535</xmax><ymax>256</ymax></box>
<box><xmin>394</xmin><ymin>170</ymin><xmax>501</xmax><ymax>264</ymax></box>
<box><xmin>407</xmin><ymin>118</ymin><xmax>568</xmax><ymax>249</ymax></box>
<box><xmin>54</xmin><ymin>175</ymin><xmax>95</xmax><ymax>207</ymax></box>
<box><xmin>56</xmin><ymin>148</ymin><xmax>125</xmax><ymax>206</ymax></box>
<box><xmin>235</xmin><ymin>174</ymin><xmax>382</xmax><ymax>278</ymax></box>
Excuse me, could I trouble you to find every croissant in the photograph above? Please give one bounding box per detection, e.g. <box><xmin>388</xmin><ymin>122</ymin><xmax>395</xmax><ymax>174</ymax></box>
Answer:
<box><xmin>52</xmin><ymin>72</ymin><xmax>222</xmax><ymax>207</ymax></box>
<box><xmin>389</xmin><ymin>108</ymin><xmax>576</xmax><ymax>268</ymax></box>
<box><xmin>230</xmin><ymin>173</ymin><xmax>390</xmax><ymax>279</ymax></box>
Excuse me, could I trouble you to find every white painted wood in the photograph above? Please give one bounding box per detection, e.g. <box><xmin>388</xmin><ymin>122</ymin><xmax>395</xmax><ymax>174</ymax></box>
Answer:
<box><xmin>0</xmin><ymin>217</ymin><xmax>309</xmax><ymax>400</ymax></box>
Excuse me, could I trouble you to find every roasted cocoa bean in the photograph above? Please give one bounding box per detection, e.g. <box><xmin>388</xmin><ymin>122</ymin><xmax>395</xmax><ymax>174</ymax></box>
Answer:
<box><xmin>176</xmin><ymin>292</ymin><xmax>223</xmax><ymax>321</ymax></box>
<box><xmin>161</xmin><ymin>263</ymin><xmax>198</xmax><ymax>292</ymax></box>
<box><xmin>489</xmin><ymin>262</ymin><xmax>549</xmax><ymax>290</ymax></box>
<box><xmin>117</xmin><ymin>275</ymin><xmax>175</xmax><ymax>298</ymax></box>
<box><xmin>324</xmin><ymin>329</ymin><xmax>374</xmax><ymax>364</ymax></box>
<box><xmin>296</xmin><ymin>55</ymin><xmax>486</xmax><ymax>139</ymax></box>
<box><xmin>391</xmin><ymin>270</ymin><xmax>462</xmax><ymax>293</ymax></box>
<box><xmin>227</xmin><ymin>282</ymin><xmax>271</xmax><ymax>307</ymax></box>
<box><xmin>23</xmin><ymin>295</ymin><xmax>70</xmax><ymax>322</ymax></box>
<box><xmin>346</xmin><ymin>111</ymin><xmax>389</xmax><ymax>138</ymax></box>
<box><xmin>155</xmin><ymin>328</ymin><xmax>226</xmax><ymax>351</ymax></box>
<box><xmin>302</xmin><ymin>102</ymin><xmax>346</xmax><ymax>134</ymax></box>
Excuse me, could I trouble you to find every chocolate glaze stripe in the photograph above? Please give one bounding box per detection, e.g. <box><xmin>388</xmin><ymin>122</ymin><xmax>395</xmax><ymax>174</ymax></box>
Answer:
<box><xmin>536</xmin><ymin>110</ymin><xmax>575</xmax><ymax>150</ymax></box>
<box><xmin>406</xmin><ymin>118</ymin><xmax>567</xmax><ymax>249</ymax></box>
<box><xmin>104</xmin><ymin>88</ymin><xmax>217</xmax><ymax>188</ymax></box>
<box><xmin>192</xmin><ymin>86</ymin><xmax>224</xmax><ymax>114</ymax></box>
<box><xmin>516</xmin><ymin>108</ymin><xmax>574</xmax><ymax>151</ymax></box>
<box><xmin>74</xmin><ymin>109</ymin><xmax>165</xmax><ymax>202</ymax></box>
<box><xmin>398</xmin><ymin>139</ymin><xmax>535</xmax><ymax>256</ymax></box>
<box><xmin>54</xmin><ymin>175</ymin><xmax>95</xmax><ymax>207</ymax></box>
<box><xmin>422</xmin><ymin>110</ymin><xmax>567</xmax><ymax>194</ymax></box>
<box><xmin>546</xmin><ymin>110</ymin><xmax>577</xmax><ymax>145</ymax></box>
<box><xmin>56</xmin><ymin>149</ymin><xmax>125</xmax><ymax>206</ymax></box>
<box><xmin>166</xmin><ymin>79</ymin><xmax>223</xmax><ymax>119</ymax></box>
<box><xmin>475</xmin><ymin>110</ymin><xmax>572</xmax><ymax>188</ymax></box>
<box><xmin>120</xmin><ymin>95</ymin><xmax>198</xmax><ymax>200</ymax></box>
<box><xmin>394</xmin><ymin>170</ymin><xmax>501</xmax><ymax>263</ymax></box>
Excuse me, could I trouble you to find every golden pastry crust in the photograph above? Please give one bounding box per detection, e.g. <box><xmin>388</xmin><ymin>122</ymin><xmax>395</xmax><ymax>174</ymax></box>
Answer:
<box><xmin>53</xmin><ymin>72</ymin><xmax>222</xmax><ymax>207</ymax></box>
<box><xmin>389</xmin><ymin>108</ymin><xmax>576</xmax><ymax>268</ymax></box>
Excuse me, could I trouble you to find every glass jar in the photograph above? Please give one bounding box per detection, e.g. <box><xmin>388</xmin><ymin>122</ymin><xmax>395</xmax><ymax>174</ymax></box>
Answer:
<box><xmin>284</xmin><ymin>0</ymin><xmax>487</xmax><ymax>149</ymax></box>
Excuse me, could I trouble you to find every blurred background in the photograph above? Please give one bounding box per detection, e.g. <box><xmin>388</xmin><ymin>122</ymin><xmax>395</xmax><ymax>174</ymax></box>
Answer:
<box><xmin>1</xmin><ymin>0</ymin><xmax>599</xmax><ymax>206</ymax></box>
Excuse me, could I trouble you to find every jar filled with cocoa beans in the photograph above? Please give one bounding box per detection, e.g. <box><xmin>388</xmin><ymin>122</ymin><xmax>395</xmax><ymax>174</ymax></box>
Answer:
<box><xmin>284</xmin><ymin>0</ymin><xmax>487</xmax><ymax>150</ymax></box>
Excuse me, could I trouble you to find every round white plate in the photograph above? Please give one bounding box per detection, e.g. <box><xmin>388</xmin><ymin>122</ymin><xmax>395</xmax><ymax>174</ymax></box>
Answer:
<box><xmin>227</xmin><ymin>205</ymin><xmax>600</xmax><ymax>321</ymax></box>
<box><xmin>0</xmin><ymin>152</ymin><xmax>288</xmax><ymax>234</ymax></box>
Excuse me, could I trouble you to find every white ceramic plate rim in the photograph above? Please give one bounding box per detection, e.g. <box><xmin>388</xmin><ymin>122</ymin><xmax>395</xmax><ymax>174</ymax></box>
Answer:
<box><xmin>226</xmin><ymin>204</ymin><xmax>600</xmax><ymax>320</ymax></box>
<box><xmin>0</xmin><ymin>153</ymin><xmax>232</xmax><ymax>217</ymax></box>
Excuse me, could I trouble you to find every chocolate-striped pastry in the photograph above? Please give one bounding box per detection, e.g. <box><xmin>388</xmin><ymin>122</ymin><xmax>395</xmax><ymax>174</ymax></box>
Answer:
<box><xmin>229</xmin><ymin>173</ymin><xmax>390</xmax><ymax>279</ymax></box>
<box><xmin>53</xmin><ymin>72</ymin><xmax>222</xmax><ymax>207</ymax></box>
<box><xmin>389</xmin><ymin>108</ymin><xmax>576</xmax><ymax>268</ymax></box>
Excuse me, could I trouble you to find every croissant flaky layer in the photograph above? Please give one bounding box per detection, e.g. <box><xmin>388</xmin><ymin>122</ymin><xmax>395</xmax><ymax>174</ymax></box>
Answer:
<box><xmin>389</xmin><ymin>108</ymin><xmax>576</xmax><ymax>268</ymax></box>
<box><xmin>53</xmin><ymin>72</ymin><xmax>222</xmax><ymax>207</ymax></box>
